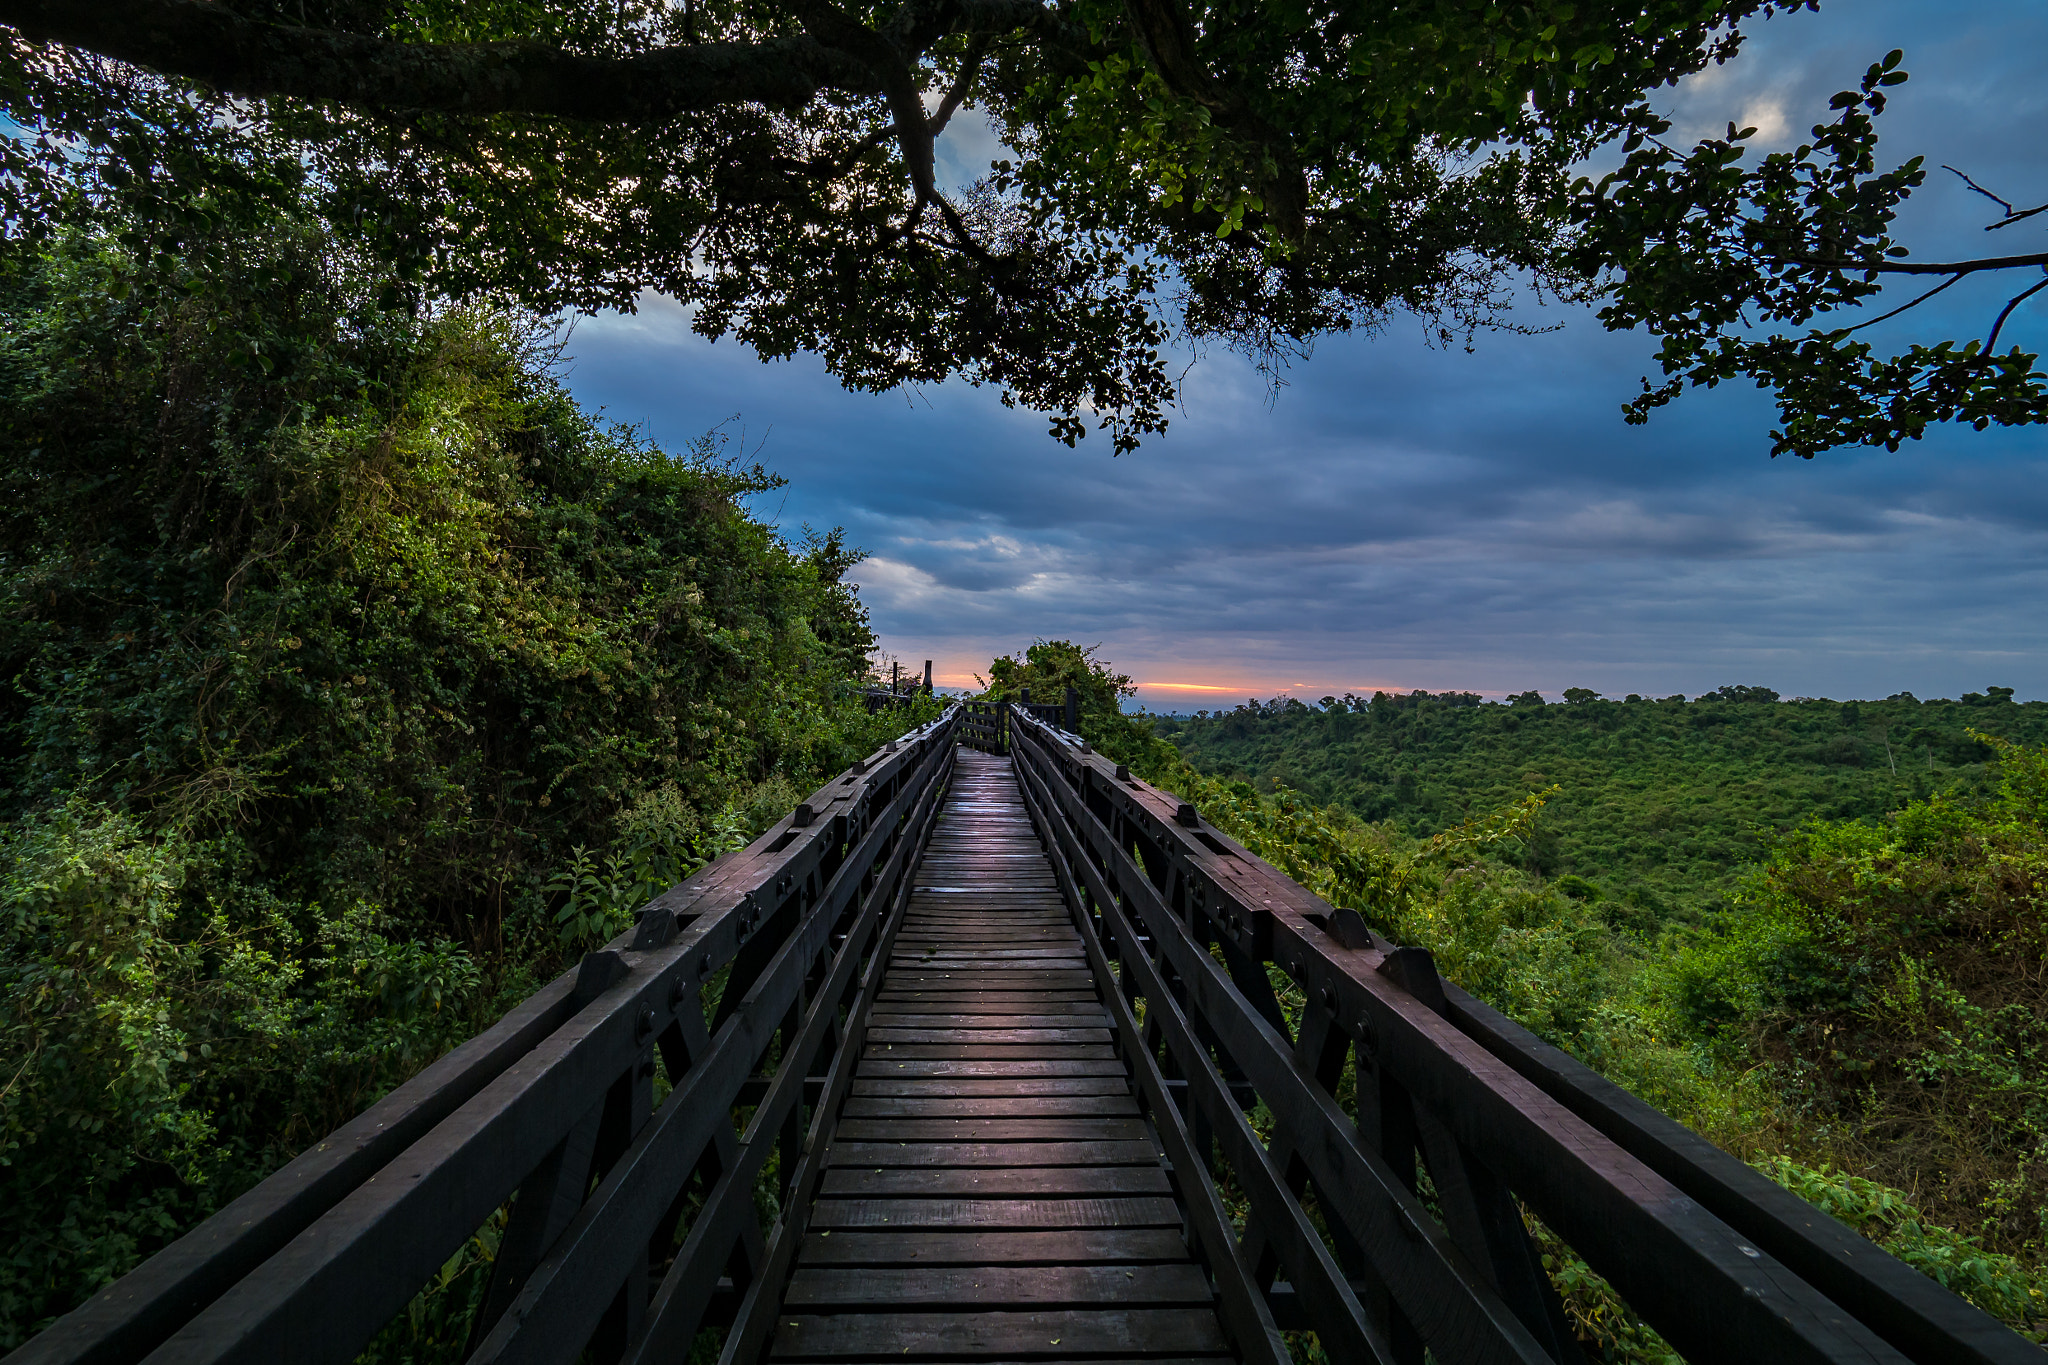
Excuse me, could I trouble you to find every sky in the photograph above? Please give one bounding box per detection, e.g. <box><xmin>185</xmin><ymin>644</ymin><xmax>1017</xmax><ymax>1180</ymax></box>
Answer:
<box><xmin>560</xmin><ymin>0</ymin><xmax>2048</xmax><ymax>709</ymax></box>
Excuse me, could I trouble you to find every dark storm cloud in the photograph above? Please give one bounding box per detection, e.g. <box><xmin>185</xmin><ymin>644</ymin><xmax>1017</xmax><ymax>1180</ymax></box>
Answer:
<box><xmin>561</xmin><ymin>0</ymin><xmax>2048</xmax><ymax>704</ymax></box>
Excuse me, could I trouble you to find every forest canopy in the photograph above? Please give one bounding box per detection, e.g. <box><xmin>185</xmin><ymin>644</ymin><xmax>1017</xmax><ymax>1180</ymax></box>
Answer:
<box><xmin>6</xmin><ymin>0</ymin><xmax>2043</xmax><ymax>453</ymax></box>
<box><xmin>1155</xmin><ymin>685</ymin><xmax>2048</xmax><ymax>920</ymax></box>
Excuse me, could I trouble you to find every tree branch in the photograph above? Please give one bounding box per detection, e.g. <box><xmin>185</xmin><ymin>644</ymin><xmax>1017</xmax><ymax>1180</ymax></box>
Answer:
<box><xmin>0</xmin><ymin>0</ymin><xmax>883</xmax><ymax>118</ymax></box>
<box><xmin>1779</xmin><ymin>249</ymin><xmax>2048</xmax><ymax>276</ymax></box>
<box><xmin>1835</xmin><ymin>272</ymin><xmax>1964</xmax><ymax>336</ymax></box>
<box><xmin>927</xmin><ymin>35</ymin><xmax>988</xmax><ymax>137</ymax></box>
<box><xmin>803</xmin><ymin>122</ymin><xmax>903</xmax><ymax>180</ymax></box>
<box><xmin>1987</xmin><ymin>203</ymin><xmax>2048</xmax><ymax>232</ymax></box>
<box><xmin>1985</xmin><ymin>276</ymin><xmax>2048</xmax><ymax>353</ymax></box>
<box><xmin>1944</xmin><ymin>165</ymin><xmax>2048</xmax><ymax>233</ymax></box>
<box><xmin>784</xmin><ymin>0</ymin><xmax>937</xmax><ymax>201</ymax></box>
<box><xmin>932</xmin><ymin>192</ymin><xmax>991</xmax><ymax>260</ymax></box>
<box><xmin>790</xmin><ymin>27</ymin><xmax>989</xmax><ymax>182</ymax></box>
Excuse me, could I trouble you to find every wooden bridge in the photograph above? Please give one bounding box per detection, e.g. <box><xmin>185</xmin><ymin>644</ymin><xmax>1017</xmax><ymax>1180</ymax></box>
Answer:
<box><xmin>10</xmin><ymin>705</ymin><xmax>2040</xmax><ymax>1365</ymax></box>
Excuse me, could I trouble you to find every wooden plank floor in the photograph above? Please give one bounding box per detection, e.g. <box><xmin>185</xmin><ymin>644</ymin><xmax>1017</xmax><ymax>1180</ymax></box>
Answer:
<box><xmin>768</xmin><ymin>748</ymin><xmax>1236</xmax><ymax>1364</ymax></box>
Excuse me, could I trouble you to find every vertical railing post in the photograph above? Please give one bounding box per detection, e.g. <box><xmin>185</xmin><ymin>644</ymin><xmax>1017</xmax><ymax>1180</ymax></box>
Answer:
<box><xmin>1064</xmin><ymin>685</ymin><xmax>1079</xmax><ymax>734</ymax></box>
<box><xmin>1376</xmin><ymin>948</ymin><xmax>1581</xmax><ymax>1363</ymax></box>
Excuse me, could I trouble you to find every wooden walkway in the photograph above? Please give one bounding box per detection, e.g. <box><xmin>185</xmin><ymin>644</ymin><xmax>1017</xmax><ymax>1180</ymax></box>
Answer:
<box><xmin>768</xmin><ymin>749</ymin><xmax>1235</xmax><ymax>1362</ymax></box>
<box><xmin>28</xmin><ymin>710</ymin><xmax>2030</xmax><ymax>1365</ymax></box>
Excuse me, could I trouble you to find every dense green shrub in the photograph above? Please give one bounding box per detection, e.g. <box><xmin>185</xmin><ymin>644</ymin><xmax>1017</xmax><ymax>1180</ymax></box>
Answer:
<box><xmin>1755</xmin><ymin>1156</ymin><xmax>2045</xmax><ymax>1335</ymax></box>
<box><xmin>0</xmin><ymin>802</ymin><xmax>484</xmax><ymax>1335</ymax></box>
<box><xmin>0</xmin><ymin>231</ymin><xmax>883</xmax><ymax>950</ymax></box>
<box><xmin>0</xmin><ymin>218</ymin><xmax>913</xmax><ymax>1344</ymax></box>
<box><xmin>1652</xmin><ymin>733</ymin><xmax>2048</xmax><ymax>1259</ymax></box>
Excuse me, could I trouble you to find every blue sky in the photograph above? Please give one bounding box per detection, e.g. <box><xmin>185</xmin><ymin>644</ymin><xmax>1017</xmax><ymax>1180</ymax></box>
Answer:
<box><xmin>561</xmin><ymin>1</ymin><xmax>2048</xmax><ymax>707</ymax></box>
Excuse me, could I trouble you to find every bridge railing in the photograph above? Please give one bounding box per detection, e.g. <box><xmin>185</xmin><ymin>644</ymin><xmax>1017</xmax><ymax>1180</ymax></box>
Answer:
<box><xmin>11</xmin><ymin>705</ymin><xmax>964</xmax><ymax>1365</ymax></box>
<box><xmin>1005</xmin><ymin>707</ymin><xmax>2038</xmax><ymax>1365</ymax></box>
<box><xmin>961</xmin><ymin>699</ymin><xmax>1007</xmax><ymax>753</ymax></box>
<box><xmin>957</xmin><ymin>692</ymin><xmax>1081</xmax><ymax>755</ymax></box>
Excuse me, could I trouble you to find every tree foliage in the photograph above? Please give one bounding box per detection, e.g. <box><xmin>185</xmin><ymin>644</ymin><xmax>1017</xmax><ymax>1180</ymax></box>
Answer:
<box><xmin>1578</xmin><ymin>51</ymin><xmax>2048</xmax><ymax>456</ymax></box>
<box><xmin>11</xmin><ymin>0</ymin><xmax>2035</xmax><ymax>455</ymax></box>
<box><xmin>973</xmin><ymin>638</ymin><xmax>1179</xmax><ymax>762</ymax></box>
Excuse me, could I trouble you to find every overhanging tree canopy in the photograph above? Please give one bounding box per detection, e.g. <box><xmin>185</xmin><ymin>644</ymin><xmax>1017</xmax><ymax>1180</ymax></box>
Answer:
<box><xmin>3</xmin><ymin>0</ymin><xmax>2042</xmax><ymax>454</ymax></box>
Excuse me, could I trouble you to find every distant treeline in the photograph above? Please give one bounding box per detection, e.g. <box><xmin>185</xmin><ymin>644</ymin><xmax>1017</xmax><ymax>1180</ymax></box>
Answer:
<box><xmin>1154</xmin><ymin>686</ymin><xmax>2048</xmax><ymax>924</ymax></box>
<box><xmin>1179</xmin><ymin>681</ymin><xmax>2017</xmax><ymax>716</ymax></box>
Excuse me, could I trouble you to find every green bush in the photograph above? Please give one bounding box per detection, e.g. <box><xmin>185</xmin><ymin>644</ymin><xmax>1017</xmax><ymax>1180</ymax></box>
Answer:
<box><xmin>1649</xmin><ymin>734</ymin><xmax>2048</xmax><ymax>1256</ymax></box>
<box><xmin>1756</xmin><ymin>1156</ymin><xmax>2046</xmax><ymax>1338</ymax></box>
<box><xmin>0</xmin><ymin>213</ymin><xmax>921</xmax><ymax>1344</ymax></box>
<box><xmin>976</xmin><ymin>639</ymin><xmax>1182</xmax><ymax>773</ymax></box>
<box><xmin>0</xmin><ymin>234</ymin><xmax>886</xmax><ymax>947</ymax></box>
<box><xmin>0</xmin><ymin>802</ymin><xmax>482</xmax><ymax>1337</ymax></box>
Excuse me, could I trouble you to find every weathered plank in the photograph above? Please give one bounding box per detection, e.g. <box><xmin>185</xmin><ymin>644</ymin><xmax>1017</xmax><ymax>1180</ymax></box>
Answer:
<box><xmin>898</xmin><ymin>926</ymin><xmax>1069</xmax><ymax>932</ymax></box>
<box><xmin>875</xmin><ymin>993</ymin><xmax>1103</xmax><ymax>1009</ymax></box>
<box><xmin>881</xmin><ymin>974</ymin><xmax>1098</xmax><ymax>989</ymax></box>
<box><xmin>855</xmin><ymin>1059</ymin><xmax>1129</xmax><ymax>1078</ymax></box>
<box><xmin>818</xmin><ymin>1166</ymin><xmax>1171</xmax><ymax>1197</ymax></box>
<box><xmin>867</xmin><ymin>1012</ymin><xmax>1112</xmax><ymax>1028</ymax></box>
<box><xmin>833</xmin><ymin>1117</ymin><xmax>1149</xmax><ymax>1143</ymax></box>
<box><xmin>864</xmin><ymin>1028</ymin><xmax>1114</xmax><ymax>1046</ymax></box>
<box><xmin>840</xmin><ymin>1096</ymin><xmax>1139</xmax><ymax>1119</ymax></box>
<box><xmin>806</xmin><ymin>1196</ymin><xmax>1181</xmax><ymax>1229</ymax></box>
<box><xmin>850</xmin><ymin>1077</ymin><xmax>1131</xmax><ymax>1097</ymax></box>
<box><xmin>862</xmin><ymin>1044</ymin><xmax>1117</xmax><ymax>1061</ymax></box>
<box><xmin>823</xmin><ymin>1139</ymin><xmax>1164</xmax><ymax>1171</ymax></box>
<box><xmin>769</xmin><ymin>1307</ymin><xmax>1233</xmax><ymax>1357</ymax></box>
<box><xmin>892</xmin><ymin>947</ymin><xmax>1085</xmax><ymax>958</ymax></box>
<box><xmin>782</xmin><ymin>1263</ymin><xmax>1212</xmax><ymax>1306</ymax></box>
<box><xmin>894</xmin><ymin>966</ymin><xmax>1092</xmax><ymax>978</ymax></box>
<box><xmin>894</xmin><ymin>941</ymin><xmax>1079</xmax><ymax>950</ymax></box>
<box><xmin>795</xmin><ymin>1228</ymin><xmax>1195</xmax><ymax>1266</ymax></box>
<box><xmin>896</xmin><ymin>920</ymin><xmax>1075</xmax><ymax>929</ymax></box>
